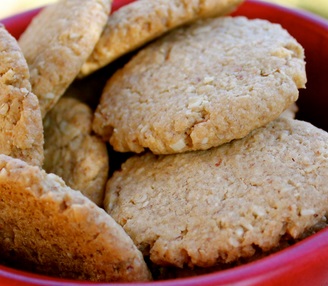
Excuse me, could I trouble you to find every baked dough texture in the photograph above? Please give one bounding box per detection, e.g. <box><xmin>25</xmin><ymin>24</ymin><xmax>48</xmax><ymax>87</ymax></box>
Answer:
<box><xmin>18</xmin><ymin>0</ymin><xmax>111</xmax><ymax>117</ymax></box>
<box><xmin>0</xmin><ymin>25</ymin><xmax>44</xmax><ymax>167</ymax></box>
<box><xmin>93</xmin><ymin>16</ymin><xmax>306</xmax><ymax>154</ymax></box>
<box><xmin>80</xmin><ymin>0</ymin><xmax>244</xmax><ymax>76</ymax></box>
<box><xmin>153</xmin><ymin>217</ymin><xmax>327</xmax><ymax>279</ymax></box>
<box><xmin>105</xmin><ymin>118</ymin><xmax>328</xmax><ymax>268</ymax></box>
<box><xmin>43</xmin><ymin>97</ymin><xmax>109</xmax><ymax>206</ymax></box>
<box><xmin>0</xmin><ymin>154</ymin><xmax>151</xmax><ymax>282</ymax></box>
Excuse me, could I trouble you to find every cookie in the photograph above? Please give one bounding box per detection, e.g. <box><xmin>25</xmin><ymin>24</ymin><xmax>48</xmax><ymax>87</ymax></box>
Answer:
<box><xmin>105</xmin><ymin>117</ymin><xmax>328</xmax><ymax>268</ymax></box>
<box><xmin>93</xmin><ymin>16</ymin><xmax>306</xmax><ymax>154</ymax></box>
<box><xmin>18</xmin><ymin>0</ymin><xmax>111</xmax><ymax>117</ymax></box>
<box><xmin>153</xmin><ymin>218</ymin><xmax>327</xmax><ymax>280</ymax></box>
<box><xmin>80</xmin><ymin>0</ymin><xmax>244</xmax><ymax>76</ymax></box>
<box><xmin>43</xmin><ymin>97</ymin><xmax>109</xmax><ymax>206</ymax></box>
<box><xmin>0</xmin><ymin>154</ymin><xmax>151</xmax><ymax>282</ymax></box>
<box><xmin>0</xmin><ymin>25</ymin><xmax>44</xmax><ymax>166</ymax></box>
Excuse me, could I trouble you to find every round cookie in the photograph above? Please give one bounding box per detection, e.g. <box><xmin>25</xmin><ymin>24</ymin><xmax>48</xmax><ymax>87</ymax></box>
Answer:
<box><xmin>18</xmin><ymin>0</ymin><xmax>111</xmax><ymax>117</ymax></box>
<box><xmin>93</xmin><ymin>16</ymin><xmax>306</xmax><ymax>154</ymax></box>
<box><xmin>0</xmin><ymin>154</ymin><xmax>151</xmax><ymax>282</ymax></box>
<box><xmin>43</xmin><ymin>97</ymin><xmax>109</xmax><ymax>206</ymax></box>
<box><xmin>0</xmin><ymin>25</ymin><xmax>44</xmax><ymax>167</ymax></box>
<box><xmin>105</xmin><ymin>117</ymin><xmax>328</xmax><ymax>268</ymax></box>
<box><xmin>80</xmin><ymin>0</ymin><xmax>244</xmax><ymax>76</ymax></box>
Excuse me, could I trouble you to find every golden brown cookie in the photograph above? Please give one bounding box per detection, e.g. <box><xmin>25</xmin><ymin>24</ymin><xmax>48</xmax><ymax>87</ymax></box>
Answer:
<box><xmin>0</xmin><ymin>154</ymin><xmax>151</xmax><ymax>282</ymax></box>
<box><xmin>43</xmin><ymin>97</ymin><xmax>109</xmax><ymax>206</ymax></box>
<box><xmin>18</xmin><ymin>0</ymin><xmax>111</xmax><ymax>117</ymax></box>
<box><xmin>93</xmin><ymin>16</ymin><xmax>306</xmax><ymax>154</ymax></box>
<box><xmin>152</xmin><ymin>218</ymin><xmax>327</xmax><ymax>280</ymax></box>
<box><xmin>0</xmin><ymin>25</ymin><xmax>43</xmax><ymax>166</ymax></box>
<box><xmin>80</xmin><ymin>0</ymin><xmax>244</xmax><ymax>76</ymax></box>
<box><xmin>105</xmin><ymin>117</ymin><xmax>328</xmax><ymax>268</ymax></box>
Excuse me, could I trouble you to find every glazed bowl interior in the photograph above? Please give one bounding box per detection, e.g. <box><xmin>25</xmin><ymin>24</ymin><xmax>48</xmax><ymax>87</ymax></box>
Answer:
<box><xmin>1</xmin><ymin>0</ymin><xmax>328</xmax><ymax>285</ymax></box>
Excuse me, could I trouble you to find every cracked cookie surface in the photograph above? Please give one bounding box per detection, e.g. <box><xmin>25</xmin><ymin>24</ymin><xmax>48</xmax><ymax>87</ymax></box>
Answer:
<box><xmin>0</xmin><ymin>154</ymin><xmax>151</xmax><ymax>282</ymax></box>
<box><xmin>105</xmin><ymin>118</ymin><xmax>328</xmax><ymax>267</ymax></box>
<box><xmin>43</xmin><ymin>97</ymin><xmax>109</xmax><ymax>206</ymax></box>
<box><xmin>80</xmin><ymin>0</ymin><xmax>244</xmax><ymax>76</ymax></box>
<box><xmin>93</xmin><ymin>16</ymin><xmax>306</xmax><ymax>154</ymax></box>
<box><xmin>0</xmin><ymin>25</ymin><xmax>43</xmax><ymax>166</ymax></box>
<box><xmin>18</xmin><ymin>0</ymin><xmax>111</xmax><ymax>117</ymax></box>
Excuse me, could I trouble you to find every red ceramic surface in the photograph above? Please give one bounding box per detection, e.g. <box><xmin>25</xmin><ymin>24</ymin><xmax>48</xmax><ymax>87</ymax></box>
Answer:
<box><xmin>1</xmin><ymin>0</ymin><xmax>328</xmax><ymax>285</ymax></box>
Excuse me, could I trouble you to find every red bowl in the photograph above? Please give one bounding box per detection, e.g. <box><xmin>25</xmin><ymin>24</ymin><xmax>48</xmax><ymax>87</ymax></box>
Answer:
<box><xmin>1</xmin><ymin>0</ymin><xmax>328</xmax><ymax>285</ymax></box>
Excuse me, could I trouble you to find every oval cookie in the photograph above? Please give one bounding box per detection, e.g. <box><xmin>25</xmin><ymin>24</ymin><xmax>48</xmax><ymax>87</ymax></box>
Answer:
<box><xmin>0</xmin><ymin>154</ymin><xmax>151</xmax><ymax>282</ymax></box>
<box><xmin>105</xmin><ymin>118</ymin><xmax>328</xmax><ymax>268</ymax></box>
<box><xmin>18</xmin><ymin>0</ymin><xmax>111</xmax><ymax>117</ymax></box>
<box><xmin>93</xmin><ymin>16</ymin><xmax>306</xmax><ymax>154</ymax></box>
<box><xmin>0</xmin><ymin>25</ymin><xmax>43</xmax><ymax>166</ymax></box>
<box><xmin>43</xmin><ymin>97</ymin><xmax>109</xmax><ymax>206</ymax></box>
<box><xmin>80</xmin><ymin>0</ymin><xmax>244</xmax><ymax>76</ymax></box>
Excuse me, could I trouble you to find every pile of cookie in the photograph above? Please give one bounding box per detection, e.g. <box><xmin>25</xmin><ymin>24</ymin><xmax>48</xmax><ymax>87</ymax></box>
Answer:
<box><xmin>0</xmin><ymin>0</ymin><xmax>327</xmax><ymax>282</ymax></box>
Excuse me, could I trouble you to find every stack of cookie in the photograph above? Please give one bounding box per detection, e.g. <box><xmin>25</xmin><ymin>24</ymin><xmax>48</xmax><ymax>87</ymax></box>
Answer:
<box><xmin>0</xmin><ymin>0</ymin><xmax>151</xmax><ymax>282</ymax></box>
<box><xmin>0</xmin><ymin>0</ymin><xmax>327</xmax><ymax>282</ymax></box>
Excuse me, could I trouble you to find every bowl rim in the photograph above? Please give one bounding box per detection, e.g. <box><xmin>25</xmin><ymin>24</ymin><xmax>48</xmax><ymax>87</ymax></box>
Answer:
<box><xmin>233</xmin><ymin>0</ymin><xmax>328</xmax><ymax>24</ymax></box>
<box><xmin>0</xmin><ymin>228</ymin><xmax>328</xmax><ymax>286</ymax></box>
<box><xmin>0</xmin><ymin>0</ymin><xmax>328</xmax><ymax>285</ymax></box>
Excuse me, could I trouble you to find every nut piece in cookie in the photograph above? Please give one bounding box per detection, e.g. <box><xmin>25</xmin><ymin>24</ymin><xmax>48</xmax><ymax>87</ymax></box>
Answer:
<box><xmin>0</xmin><ymin>25</ymin><xmax>43</xmax><ymax>167</ymax></box>
<box><xmin>18</xmin><ymin>0</ymin><xmax>111</xmax><ymax>117</ymax></box>
<box><xmin>93</xmin><ymin>16</ymin><xmax>306</xmax><ymax>154</ymax></box>
<box><xmin>105</xmin><ymin>117</ymin><xmax>328</xmax><ymax>268</ymax></box>
<box><xmin>80</xmin><ymin>0</ymin><xmax>244</xmax><ymax>76</ymax></box>
<box><xmin>0</xmin><ymin>154</ymin><xmax>151</xmax><ymax>282</ymax></box>
<box><xmin>43</xmin><ymin>97</ymin><xmax>109</xmax><ymax>206</ymax></box>
<box><xmin>280</xmin><ymin>102</ymin><xmax>298</xmax><ymax>119</ymax></box>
